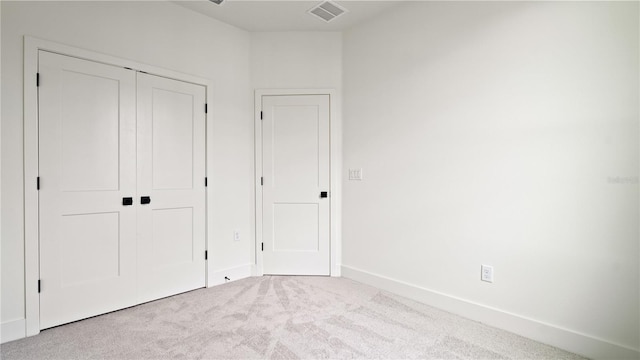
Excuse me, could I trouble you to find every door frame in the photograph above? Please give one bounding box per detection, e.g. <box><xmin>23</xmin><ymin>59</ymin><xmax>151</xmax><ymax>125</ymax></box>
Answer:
<box><xmin>254</xmin><ymin>89</ymin><xmax>342</xmax><ymax>277</ymax></box>
<box><xmin>23</xmin><ymin>36</ymin><xmax>214</xmax><ymax>337</ymax></box>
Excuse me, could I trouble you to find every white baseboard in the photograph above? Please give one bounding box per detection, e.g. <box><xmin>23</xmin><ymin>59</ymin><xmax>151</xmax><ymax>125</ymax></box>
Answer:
<box><xmin>1</xmin><ymin>319</ymin><xmax>26</xmax><ymax>344</ymax></box>
<box><xmin>341</xmin><ymin>265</ymin><xmax>639</xmax><ymax>360</ymax></box>
<box><xmin>208</xmin><ymin>263</ymin><xmax>253</xmax><ymax>287</ymax></box>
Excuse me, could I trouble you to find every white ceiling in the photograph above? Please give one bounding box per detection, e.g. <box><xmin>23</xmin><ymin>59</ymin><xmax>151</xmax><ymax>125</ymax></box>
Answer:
<box><xmin>172</xmin><ymin>0</ymin><xmax>402</xmax><ymax>32</ymax></box>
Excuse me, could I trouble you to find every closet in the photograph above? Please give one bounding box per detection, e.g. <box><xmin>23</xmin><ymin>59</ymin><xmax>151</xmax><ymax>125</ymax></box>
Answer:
<box><xmin>37</xmin><ymin>51</ymin><xmax>206</xmax><ymax>329</ymax></box>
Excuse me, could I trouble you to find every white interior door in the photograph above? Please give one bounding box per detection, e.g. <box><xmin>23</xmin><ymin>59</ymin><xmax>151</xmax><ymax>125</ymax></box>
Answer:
<box><xmin>39</xmin><ymin>52</ymin><xmax>207</xmax><ymax>328</ymax></box>
<box><xmin>261</xmin><ymin>95</ymin><xmax>330</xmax><ymax>275</ymax></box>
<box><xmin>136</xmin><ymin>73</ymin><xmax>206</xmax><ymax>303</ymax></box>
<box><xmin>38</xmin><ymin>51</ymin><xmax>138</xmax><ymax>329</ymax></box>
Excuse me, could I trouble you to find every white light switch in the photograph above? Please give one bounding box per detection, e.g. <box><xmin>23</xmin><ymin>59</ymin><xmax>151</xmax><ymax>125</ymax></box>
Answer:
<box><xmin>349</xmin><ymin>168</ymin><xmax>363</xmax><ymax>180</ymax></box>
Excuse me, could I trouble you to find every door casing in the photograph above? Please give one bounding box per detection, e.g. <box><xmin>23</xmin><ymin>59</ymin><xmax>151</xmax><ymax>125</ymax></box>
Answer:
<box><xmin>23</xmin><ymin>36</ymin><xmax>214</xmax><ymax>337</ymax></box>
<box><xmin>254</xmin><ymin>89</ymin><xmax>342</xmax><ymax>277</ymax></box>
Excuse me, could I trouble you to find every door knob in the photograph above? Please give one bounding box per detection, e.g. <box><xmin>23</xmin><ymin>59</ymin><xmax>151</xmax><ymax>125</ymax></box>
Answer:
<box><xmin>122</xmin><ymin>197</ymin><xmax>133</xmax><ymax>206</ymax></box>
<box><xmin>320</xmin><ymin>191</ymin><xmax>328</xmax><ymax>198</ymax></box>
<box><xmin>141</xmin><ymin>196</ymin><xmax>151</xmax><ymax>205</ymax></box>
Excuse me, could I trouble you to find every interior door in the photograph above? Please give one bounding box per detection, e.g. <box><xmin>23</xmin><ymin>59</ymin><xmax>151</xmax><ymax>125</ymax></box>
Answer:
<box><xmin>38</xmin><ymin>51</ymin><xmax>138</xmax><ymax>329</ymax></box>
<box><xmin>261</xmin><ymin>95</ymin><xmax>331</xmax><ymax>275</ymax></box>
<box><xmin>136</xmin><ymin>73</ymin><xmax>207</xmax><ymax>303</ymax></box>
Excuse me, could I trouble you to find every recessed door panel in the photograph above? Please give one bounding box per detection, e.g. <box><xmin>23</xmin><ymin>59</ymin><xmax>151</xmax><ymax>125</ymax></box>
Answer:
<box><xmin>272</xmin><ymin>106</ymin><xmax>319</xmax><ymax>196</ymax></box>
<box><xmin>152</xmin><ymin>88</ymin><xmax>194</xmax><ymax>190</ymax></box>
<box><xmin>39</xmin><ymin>51</ymin><xmax>137</xmax><ymax>329</ymax></box>
<box><xmin>272</xmin><ymin>203</ymin><xmax>319</xmax><ymax>252</ymax></box>
<box><xmin>60</xmin><ymin>71</ymin><xmax>120</xmax><ymax>192</ymax></box>
<box><xmin>152</xmin><ymin>207</ymin><xmax>194</xmax><ymax>269</ymax></box>
<box><xmin>262</xmin><ymin>95</ymin><xmax>330</xmax><ymax>275</ymax></box>
<box><xmin>61</xmin><ymin>212</ymin><xmax>120</xmax><ymax>287</ymax></box>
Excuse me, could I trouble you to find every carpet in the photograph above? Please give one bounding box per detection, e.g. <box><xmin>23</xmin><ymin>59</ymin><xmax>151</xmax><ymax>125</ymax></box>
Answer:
<box><xmin>1</xmin><ymin>276</ymin><xmax>586</xmax><ymax>359</ymax></box>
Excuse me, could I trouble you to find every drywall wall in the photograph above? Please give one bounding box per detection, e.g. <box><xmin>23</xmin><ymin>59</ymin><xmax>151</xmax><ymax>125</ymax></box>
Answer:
<box><xmin>343</xmin><ymin>1</ymin><xmax>638</xmax><ymax>358</ymax></box>
<box><xmin>1</xmin><ymin>1</ymin><xmax>252</xmax><ymax>341</ymax></box>
<box><xmin>250</xmin><ymin>32</ymin><xmax>342</xmax><ymax>90</ymax></box>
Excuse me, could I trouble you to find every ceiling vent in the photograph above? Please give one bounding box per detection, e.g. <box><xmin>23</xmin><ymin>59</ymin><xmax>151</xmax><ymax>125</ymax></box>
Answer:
<box><xmin>308</xmin><ymin>1</ymin><xmax>347</xmax><ymax>23</ymax></box>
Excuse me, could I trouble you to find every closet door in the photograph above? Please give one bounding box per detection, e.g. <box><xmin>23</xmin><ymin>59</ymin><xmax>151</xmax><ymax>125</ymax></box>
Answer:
<box><xmin>38</xmin><ymin>51</ymin><xmax>137</xmax><ymax>329</ymax></box>
<box><xmin>136</xmin><ymin>73</ymin><xmax>206</xmax><ymax>303</ymax></box>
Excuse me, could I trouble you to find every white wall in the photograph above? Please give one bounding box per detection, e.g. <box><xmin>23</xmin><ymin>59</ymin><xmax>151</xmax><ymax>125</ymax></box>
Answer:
<box><xmin>250</xmin><ymin>31</ymin><xmax>342</xmax><ymax>89</ymax></box>
<box><xmin>1</xmin><ymin>0</ymin><xmax>253</xmax><ymax>341</ymax></box>
<box><xmin>343</xmin><ymin>2</ymin><xmax>638</xmax><ymax>358</ymax></box>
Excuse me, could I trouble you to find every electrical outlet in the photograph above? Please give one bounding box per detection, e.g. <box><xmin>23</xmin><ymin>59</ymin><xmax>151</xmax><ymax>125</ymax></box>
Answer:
<box><xmin>234</xmin><ymin>230</ymin><xmax>240</xmax><ymax>242</ymax></box>
<box><xmin>481</xmin><ymin>265</ymin><xmax>494</xmax><ymax>283</ymax></box>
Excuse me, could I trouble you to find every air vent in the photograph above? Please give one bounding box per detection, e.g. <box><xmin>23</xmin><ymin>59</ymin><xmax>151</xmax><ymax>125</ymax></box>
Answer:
<box><xmin>308</xmin><ymin>1</ymin><xmax>347</xmax><ymax>23</ymax></box>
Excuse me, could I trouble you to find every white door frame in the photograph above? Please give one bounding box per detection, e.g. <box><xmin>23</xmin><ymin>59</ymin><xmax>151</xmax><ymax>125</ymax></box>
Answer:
<box><xmin>254</xmin><ymin>89</ymin><xmax>342</xmax><ymax>277</ymax></box>
<box><xmin>23</xmin><ymin>36</ymin><xmax>214</xmax><ymax>337</ymax></box>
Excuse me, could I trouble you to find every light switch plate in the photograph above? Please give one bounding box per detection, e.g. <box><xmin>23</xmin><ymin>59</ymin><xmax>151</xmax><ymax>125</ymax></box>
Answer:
<box><xmin>349</xmin><ymin>168</ymin><xmax>363</xmax><ymax>180</ymax></box>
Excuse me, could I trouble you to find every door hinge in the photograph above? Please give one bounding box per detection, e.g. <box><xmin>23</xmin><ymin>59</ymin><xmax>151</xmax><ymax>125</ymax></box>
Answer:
<box><xmin>260</xmin><ymin>177</ymin><xmax>263</xmax><ymax>186</ymax></box>
<box><xmin>205</xmin><ymin>250</ymin><xmax>208</xmax><ymax>260</ymax></box>
<box><xmin>261</xmin><ymin>242</ymin><xmax>264</xmax><ymax>252</ymax></box>
<box><xmin>205</xmin><ymin>104</ymin><xmax>208</xmax><ymax>114</ymax></box>
<box><xmin>260</xmin><ymin>111</ymin><xmax>263</xmax><ymax>120</ymax></box>
<box><xmin>38</xmin><ymin>280</ymin><xmax>41</xmax><ymax>293</ymax></box>
<box><xmin>205</xmin><ymin>177</ymin><xmax>208</xmax><ymax>187</ymax></box>
<box><xmin>36</xmin><ymin>73</ymin><xmax>40</xmax><ymax>87</ymax></box>
<box><xmin>37</xmin><ymin>177</ymin><xmax>40</xmax><ymax>190</ymax></box>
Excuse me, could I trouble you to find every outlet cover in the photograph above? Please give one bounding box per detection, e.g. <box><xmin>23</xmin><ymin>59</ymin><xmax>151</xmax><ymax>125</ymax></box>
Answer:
<box><xmin>234</xmin><ymin>230</ymin><xmax>240</xmax><ymax>242</ymax></box>
<box><xmin>481</xmin><ymin>264</ymin><xmax>494</xmax><ymax>283</ymax></box>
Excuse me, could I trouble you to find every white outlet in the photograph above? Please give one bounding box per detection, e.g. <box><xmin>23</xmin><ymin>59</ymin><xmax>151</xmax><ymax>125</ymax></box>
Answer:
<box><xmin>234</xmin><ymin>230</ymin><xmax>240</xmax><ymax>242</ymax></box>
<box><xmin>349</xmin><ymin>168</ymin><xmax>363</xmax><ymax>180</ymax></box>
<box><xmin>481</xmin><ymin>265</ymin><xmax>494</xmax><ymax>283</ymax></box>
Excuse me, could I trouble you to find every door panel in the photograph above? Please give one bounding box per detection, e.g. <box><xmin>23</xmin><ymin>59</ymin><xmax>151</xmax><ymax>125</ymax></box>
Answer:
<box><xmin>273</xmin><ymin>203</ymin><xmax>319</xmax><ymax>251</ymax></box>
<box><xmin>60</xmin><ymin>71</ymin><xmax>120</xmax><ymax>192</ymax></box>
<box><xmin>151</xmin><ymin>207</ymin><xmax>194</xmax><ymax>269</ymax></box>
<box><xmin>136</xmin><ymin>73</ymin><xmax>206</xmax><ymax>303</ymax></box>
<box><xmin>39</xmin><ymin>51</ymin><xmax>137</xmax><ymax>329</ymax></box>
<box><xmin>60</xmin><ymin>212</ymin><xmax>121</xmax><ymax>287</ymax></box>
<box><xmin>262</xmin><ymin>95</ymin><xmax>330</xmax><ymax>275</ymax></box>
<box><xmin>151</xmin><ymin>88</ymin><xmax>195</xmax><ymax>190</ymax></box>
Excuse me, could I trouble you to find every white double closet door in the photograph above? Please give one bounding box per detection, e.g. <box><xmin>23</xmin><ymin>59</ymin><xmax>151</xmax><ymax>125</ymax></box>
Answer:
<box><xmin>38</xmin><ymin>51</ymin><xmax>206</xmax><ymax>329</ymax></box>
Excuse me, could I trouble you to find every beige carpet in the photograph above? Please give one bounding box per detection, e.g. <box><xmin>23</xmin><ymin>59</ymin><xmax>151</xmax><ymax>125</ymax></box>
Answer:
<box><xmin>1</xmin><ymin>276</ymin><xmax>586</xmax><ymax>359</ymax></box>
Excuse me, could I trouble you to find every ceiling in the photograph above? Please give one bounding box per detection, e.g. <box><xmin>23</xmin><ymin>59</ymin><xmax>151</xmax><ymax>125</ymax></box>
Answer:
<box><xmin>172</xmin><ymin>0</ymin><xmax>402</xmax><ymax>32</ymax></box>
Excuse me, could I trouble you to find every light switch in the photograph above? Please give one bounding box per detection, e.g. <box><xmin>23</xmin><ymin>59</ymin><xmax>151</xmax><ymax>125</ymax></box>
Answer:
<box><xmin>349</xmin><ymin>168</ymin><xmax>363</xmax><ymax>180</ymax></box>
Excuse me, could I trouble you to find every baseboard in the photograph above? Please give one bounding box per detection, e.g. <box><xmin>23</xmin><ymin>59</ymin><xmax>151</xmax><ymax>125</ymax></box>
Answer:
<box><xmin>208</xmin><ymin>263</ymin><xmax>253</xmax><ymax>287</ymax></box>
<box><xmin>1</xmin><ymin>319</ymin><xmax>26</xmax><ymax>344</ymax></box>
<box><xmin>341</xmin><ymin>265</ymin><xmax>639</xmax><ymax>360</ymax></box>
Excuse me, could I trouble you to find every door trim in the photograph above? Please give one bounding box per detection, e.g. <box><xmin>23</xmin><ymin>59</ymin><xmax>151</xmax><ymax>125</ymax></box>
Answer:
<box><xmin>24</xmin><ymin>36</ymin><xmax>214</xmax><ymax>337</ymax></box>
<box><xmin>254</xmin><ymin>89</ymin><xmax>342</xmax><ymax>277</ymax></box>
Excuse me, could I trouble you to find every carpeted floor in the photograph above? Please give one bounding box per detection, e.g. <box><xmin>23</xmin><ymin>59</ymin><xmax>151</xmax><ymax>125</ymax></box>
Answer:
<box><xmin>1</xmin><ymin>276</ymin><xmax>586</xmax><ymax>359</ymax></box>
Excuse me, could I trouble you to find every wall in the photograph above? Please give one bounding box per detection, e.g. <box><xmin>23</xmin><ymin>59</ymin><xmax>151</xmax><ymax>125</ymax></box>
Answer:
<box><xmin>250</xmin><ymin>31</ymin><xmax>343</xmax><ymax>274</ymax></box>
<box><xmin>343</xmin><ymin>2</ymin><xmax>639</xmax><ymax>359</ymax></box>
<box><xmin>250</xmin><ymin>32</ymin><xmax>342</xmax><ymax>89</ymax></box>
<box><xmin>1</xmin><ymin>1</ymin><xmax>253</xmax><ymax>342</ymax></box>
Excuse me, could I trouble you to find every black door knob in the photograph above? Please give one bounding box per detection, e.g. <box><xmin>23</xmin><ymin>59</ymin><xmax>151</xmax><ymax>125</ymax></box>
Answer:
<box><xmin>141</xmin><ymin>196</ymin><xmax>151</xmax><ymax>205</ymax></box>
